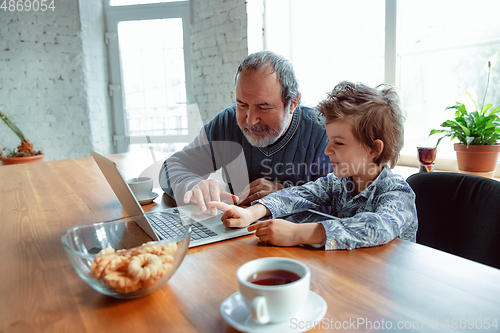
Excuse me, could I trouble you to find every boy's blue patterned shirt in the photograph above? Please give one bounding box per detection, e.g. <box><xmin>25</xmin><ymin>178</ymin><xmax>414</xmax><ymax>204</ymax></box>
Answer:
<box><xmin>255</xmin><ymin>166</ymin><xmax>418</xmax><ymax>250</ymax></box>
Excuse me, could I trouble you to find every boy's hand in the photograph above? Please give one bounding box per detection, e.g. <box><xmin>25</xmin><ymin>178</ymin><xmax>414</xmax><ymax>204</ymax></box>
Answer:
<box><xmin>248</xmin><ymin>220</ymin><xmax>327</xmax><ymax>247</ymax></box>
<box><xmin>207</xmin><ymin>201</ymin><xmax>256</xmax><ymax>228</ymax></box>
<box><xmin>247</xmin><ymin>219</ymin><xmax>301</xmax><ymax>246</ymax></box>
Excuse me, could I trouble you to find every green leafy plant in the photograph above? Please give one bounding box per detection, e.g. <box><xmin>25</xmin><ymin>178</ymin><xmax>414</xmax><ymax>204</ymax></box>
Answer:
<box><xmin>430</xmin><ymin>52</ymin><xmax>500</xmax><ymax>148</ymax></box>
<box><xmin>0</xmin><ymin>105</ymin><xmax>42</xmax><ymax>158</ymax></box>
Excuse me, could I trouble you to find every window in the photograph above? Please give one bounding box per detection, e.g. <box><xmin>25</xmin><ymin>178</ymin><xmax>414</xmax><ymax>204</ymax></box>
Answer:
<box><xmin>259</xmin><ymin>0</ymin><xmax>385</xmax><ymax>106</ymax></box>
<box><xmin>118</xmin><ymin>19</ymin><xmax>187</xmax><ymax>138</ymax></box>
<box><xmin>105</xmin><ymin>1</ymin><xmax>193</xmax><ymax>156</ymax></box>
<box><xmin>258</xmin><ymin>0</ymin><xmax>500</xmax><ymax>169</ymax></box>
<box><xmin>398</xmin><ymin>0</ymin><xmax>500</xmax><ymax>160</ymax></box>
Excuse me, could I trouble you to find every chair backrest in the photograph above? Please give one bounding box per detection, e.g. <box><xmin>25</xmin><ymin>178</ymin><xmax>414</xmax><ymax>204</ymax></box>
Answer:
<box><xmin>407</xmin><ymin>172</ymin><xmax>500</xmax><ymax>269</ymax></box>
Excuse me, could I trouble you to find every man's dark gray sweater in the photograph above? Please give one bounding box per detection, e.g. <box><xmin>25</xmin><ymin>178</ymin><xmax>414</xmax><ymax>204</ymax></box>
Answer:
<box><xmin>159</xmin><ymin>104</ymin><xmax>333</xmax><ymax>201</ymax></box>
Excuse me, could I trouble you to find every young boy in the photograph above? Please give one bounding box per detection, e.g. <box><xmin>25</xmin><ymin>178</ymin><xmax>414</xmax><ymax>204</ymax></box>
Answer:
<box><xmin>209</xmin><ymin>81</ymin><xmax>418</xmax><ymax>250</ymax></box>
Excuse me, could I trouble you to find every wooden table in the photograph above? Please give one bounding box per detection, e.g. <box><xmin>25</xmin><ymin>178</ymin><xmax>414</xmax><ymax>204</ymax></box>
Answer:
<box><xmin>1</xmin><ymin>154</ymin><xmax>500</xmax><ymax>332</ymax></box>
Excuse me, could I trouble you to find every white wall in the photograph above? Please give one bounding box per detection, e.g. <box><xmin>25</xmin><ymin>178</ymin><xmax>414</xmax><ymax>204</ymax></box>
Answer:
<box><xmin>0</xmin><ymin>0</ymin><xmax>113</xmax><ymax>161</ymax></box>
<box><xmin>190</xmin><ymin>0</ymin><xmax>248</xmax><ymax>123</ymax></box>
<box><xmin>0</xmin><ymin>0</ymin><xmax>249</xmax><ymax>161</ymax></box>
<box><xmin>79</xmin><ymin>0</ymin><xmax>114</xmax><ymax>157</ymax></box>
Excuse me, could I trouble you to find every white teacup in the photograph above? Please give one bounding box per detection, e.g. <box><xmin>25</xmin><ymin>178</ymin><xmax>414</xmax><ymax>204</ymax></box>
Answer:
<box><xmin>126</xmin><ymin>177</ymin><xmax>153</xmax><ymax>200</ymax></box>
<box><xmin>236</xmin><ymin>257</ymin><xmax>311</xmax><ymax>324</ymax></box>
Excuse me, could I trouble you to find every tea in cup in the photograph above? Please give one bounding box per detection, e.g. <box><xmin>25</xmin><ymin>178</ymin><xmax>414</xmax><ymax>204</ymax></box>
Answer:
<box><xmin>126</xmin><ymin>177</ymin><xmax>153</xmax><ymax>200</ymax></box>
<box><xmin>236</xmin><ymin>257</ymin><xmax>311</xmax><ymax>324</ymax></box>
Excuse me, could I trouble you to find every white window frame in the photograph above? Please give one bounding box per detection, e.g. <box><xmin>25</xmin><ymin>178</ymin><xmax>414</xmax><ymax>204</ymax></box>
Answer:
<box><xmin>385</xmin><ymin>0</ymin><xmax>500</xmax><ymax>175</ymax></box>
<box><xmin>258</xmin><ymin>0</ymin><xmax>500</xmax><ymax>176</ymax></box>
<box><xmin>104</xmin><ymin>1</ymin><xmax>193</xmax><ymax>153</ymax></box>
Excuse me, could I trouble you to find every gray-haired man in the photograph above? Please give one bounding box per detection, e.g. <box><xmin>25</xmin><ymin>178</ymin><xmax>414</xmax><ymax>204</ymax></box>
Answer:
<box><xmin>160</xmin><ymin>50</ymin><xmax>332</xmax><ymax>214</ymax></box>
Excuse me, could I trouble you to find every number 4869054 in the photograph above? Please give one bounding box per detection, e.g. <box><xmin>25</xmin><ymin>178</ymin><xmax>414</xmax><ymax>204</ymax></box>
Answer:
<box><xmin>1</xmin><ymin>0</ymin><xmax>56</xmax><ymax>11</ymax></box>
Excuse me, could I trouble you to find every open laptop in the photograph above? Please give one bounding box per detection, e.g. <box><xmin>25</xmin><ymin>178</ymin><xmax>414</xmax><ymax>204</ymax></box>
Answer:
<box><xmin>90</xmin><ymin>150</ymin><xmax>254</xmax><ymax>247</ymax></box>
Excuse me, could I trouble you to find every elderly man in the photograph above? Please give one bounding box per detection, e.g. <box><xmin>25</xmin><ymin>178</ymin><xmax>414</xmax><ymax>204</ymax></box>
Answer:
<box><xmin>160</xmin><ymin>50</ymin><xmax>332</xmax><ymax>214</ymax></box>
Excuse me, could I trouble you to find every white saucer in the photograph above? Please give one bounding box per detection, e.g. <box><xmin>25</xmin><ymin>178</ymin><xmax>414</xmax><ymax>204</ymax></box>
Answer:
<box><xmin>137</xmin><ymin>192</ymin><xmax>159</xmax><ymax>205</ymax></box>
<box><xmin>220</xmin><ymin>291</ymin><xmax>327</xmax><ymax>333</ymax></box>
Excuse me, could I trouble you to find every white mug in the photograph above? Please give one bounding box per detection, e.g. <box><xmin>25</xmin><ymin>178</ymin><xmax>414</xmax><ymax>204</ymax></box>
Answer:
<box><xmin>236</xmin><ymin>257</ymin><xmax>311</xmax><ymax>324</ymax></box>
<box><xmin>126</xmin><ymin>177</ymin><xmax>153</xmax><ymax>200</ymax></box>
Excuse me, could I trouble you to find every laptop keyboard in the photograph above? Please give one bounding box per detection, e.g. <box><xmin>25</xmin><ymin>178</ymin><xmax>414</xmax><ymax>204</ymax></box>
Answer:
<box><xmin>148</xmin><ymin>211</ymin><xmax>218</xmax><ymax>242</ymax></box>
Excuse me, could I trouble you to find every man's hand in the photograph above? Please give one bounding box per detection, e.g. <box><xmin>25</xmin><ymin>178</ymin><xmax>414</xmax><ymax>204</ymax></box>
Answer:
<box><xmin>238</xmin><ymin>178</ymin><xmax>284</xmax><ymax>206</ymax></box>
<box><xmin>183</xmin><ymin>179</ymin><xmax>238</xmax><ymax>215</ymax></box>
<box><xmin>207</xmin><ymin>202</ymin><xmax>269</xmax><ymax>228</ymax></box>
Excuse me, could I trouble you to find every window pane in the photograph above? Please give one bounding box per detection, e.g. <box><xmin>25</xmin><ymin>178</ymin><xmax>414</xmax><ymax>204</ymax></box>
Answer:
<box><xmin>110</xmin><ymin>0</ymin><xmax>187</xmax><ymax>6</ymax></box>
<box><xmin>399</xmin><ymin>0</ymin><xmax>500</xmax><ymax>159</ymax></box>
<box><xmin>399</xmin><ymin>0</ymin><xmax>500</xmax><ymax>55</ymax></box>
<box><xmin>118</xmin><ymin>19</ymin><xmax>187</xmax><ymax>138</ymax></box>
<box><xmin>264</xmin><ymin>0</ymin><xmax>385</xmax><ymax>106</ymax></box>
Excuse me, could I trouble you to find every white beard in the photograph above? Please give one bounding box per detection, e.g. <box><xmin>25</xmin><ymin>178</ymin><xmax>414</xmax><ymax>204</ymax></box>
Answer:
<box><xmin>241</xmin><ymin>107</ymin><xmax>292</xmax><ymax>147</ymax></box>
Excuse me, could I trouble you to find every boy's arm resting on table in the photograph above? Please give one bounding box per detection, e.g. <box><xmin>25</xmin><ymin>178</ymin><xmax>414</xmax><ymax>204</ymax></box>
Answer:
<box><xmin>319</xmin><ymin>188</ymin><xmax>417</xmax><ymax>250</ymax></box>
<box><xmin>248</xmin><ymin>219</ymin><xmax>327</xmax><ymax>246</ymax></box>
<box><xmin>297</xmin><ymin>223</ymin><xmax>327</xmax><ymax>245</ymax></box>
<box><xmin>255</xmin><ymin>174</ymin><xmax>417</xmax><ymax>250</ymax></box>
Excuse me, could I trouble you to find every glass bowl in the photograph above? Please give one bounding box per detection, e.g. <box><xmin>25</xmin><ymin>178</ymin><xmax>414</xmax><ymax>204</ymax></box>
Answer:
<box><xmin>61</xmin><ymin>214</ymin><xmax>191</xmax><ymax>299</ymax></box>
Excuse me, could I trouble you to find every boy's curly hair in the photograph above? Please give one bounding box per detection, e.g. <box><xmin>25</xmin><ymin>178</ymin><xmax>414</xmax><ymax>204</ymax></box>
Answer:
<box><xmin>317</xmin><ymin>81</ymin><xmax>405</xmax><ymax>168</ymax></box>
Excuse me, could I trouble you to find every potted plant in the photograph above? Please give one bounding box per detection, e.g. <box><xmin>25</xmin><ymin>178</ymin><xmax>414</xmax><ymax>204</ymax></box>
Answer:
<box><xmin>429</xmin><ymin>52</ymin><xmax>500</xmax><ymax>175</ymax></box>
<box><xmin>0</xmin><ymin>105</ymin><xmax>44</xmax><ymax>165</ymax></box>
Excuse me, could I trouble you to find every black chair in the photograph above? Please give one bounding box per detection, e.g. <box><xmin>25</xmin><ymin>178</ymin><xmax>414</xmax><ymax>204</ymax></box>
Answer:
<box><xmin>407</xmin><ymin>172</ymin><xmax>500</xmax><ymax>269</ymax></box>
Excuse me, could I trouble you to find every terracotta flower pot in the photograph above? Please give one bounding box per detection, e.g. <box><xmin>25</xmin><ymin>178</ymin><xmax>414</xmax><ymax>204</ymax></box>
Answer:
<box><xmin>454</xmin><ymin>144</ymin><xmax>500</xmax><ymax>173</ymax></box>
<box><xmin>1</xmin><ymin>154</ymin><xmax>45</xmax><ymax>165</ymax></box>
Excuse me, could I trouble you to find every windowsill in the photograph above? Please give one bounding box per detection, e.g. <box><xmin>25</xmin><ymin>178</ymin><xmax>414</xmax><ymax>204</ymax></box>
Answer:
<box><xmin>397</xmin><ymin>154</ymin><xmax>500</xmax><ymax>179</ymax></box>
<box><xmin>393</xmin><ymin>164</ymin><xmax>500</xmax><ymax>181</ymax></box>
